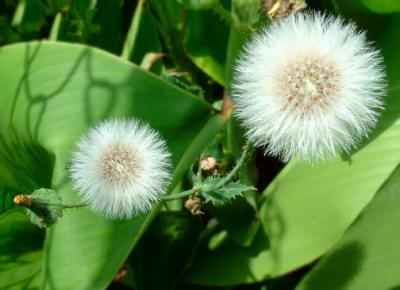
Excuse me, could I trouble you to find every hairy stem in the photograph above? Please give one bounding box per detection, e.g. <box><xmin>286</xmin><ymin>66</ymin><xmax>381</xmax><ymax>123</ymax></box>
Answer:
<box><xmin>38</xmin><ymin>202</ymin><xmax>88</xmax><ymax>209</ymax></box>
<box><xmin>213</xmin><ymin>140</ymin><xmax>254</xmax><ymax>190</ymax></box>
<box><xmin>61</xmin><ymin>203</ymin><xmax>88</xmax><ymax>209</ymax></box>
<box><xmin>161</xmin><ymin>189</ymin><xmax>196</xmax><ymax>201</ymax></box>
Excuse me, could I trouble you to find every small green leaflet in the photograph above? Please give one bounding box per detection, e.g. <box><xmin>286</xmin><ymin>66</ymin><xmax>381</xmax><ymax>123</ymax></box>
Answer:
<box><xmin>202</xmin><ymin>177</ymin><xmax>255</xmax><ymax>205</ymax></box>
<box><xmin>26</xmin><ymin>188</ymin><xmax>64</xmax><ymax>229</ymax></box>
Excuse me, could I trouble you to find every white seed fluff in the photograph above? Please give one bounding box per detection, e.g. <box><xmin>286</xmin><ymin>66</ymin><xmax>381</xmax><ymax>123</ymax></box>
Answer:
<box><xmin>233</xmin><ymin>12</ymin><xmax>386</xmax><ymax>162</ymax></box>
<box><xmin>70</xmin><ymin>119</ymin><xmax>171</xmax><ymax>219</ymax></box>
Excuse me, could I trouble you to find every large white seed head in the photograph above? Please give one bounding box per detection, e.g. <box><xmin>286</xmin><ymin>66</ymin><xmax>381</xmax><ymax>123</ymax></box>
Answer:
<box><xmin>233</xmin><ymin>12</ymin><xmax>386</xmax><ymax>162</ymax></box>
<box><xmin>70</xmin><ymin>119</ymin><xmax>171</xmax><ymax>219</ymax></box>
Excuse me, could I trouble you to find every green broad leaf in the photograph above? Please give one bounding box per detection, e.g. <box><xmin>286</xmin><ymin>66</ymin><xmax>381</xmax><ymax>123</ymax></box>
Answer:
<box><xmin>0</xmin><ymin>186</ymin><xmax>15</xmax><ymax>215</ymax></box>
<box><xmin>25</xmin><ymin>188</ymin><xmax>63</xmax><ymax>228</ymax></box>
<box><xmin>184</xmin><ymin>225</ymin><xmax>271</xmax><ymax>286</ymax></box>
<box><xmin>202</xmin><ymin>178</ymin><xmax>254</xmax><ymax>205</ymax></box>
<box><xmin>121</xmin><ymin>0</ymin><xmax>163</xmax><ymax>74</ymax></box>
<box><xmin>184</xmin><ymin>7</ymin><xmax>230</xmax><ymax>86</ymax></box>
<box><xmin>0</xmin><ymin>208</ymin><xmax>44</xmax><ymax>290</ymax></box>
<box><xmin>147</xmin><ymin>0</ymin><xmax>195</xmax><ymax>72</ymax></box>
<box><xmin>50</xmin><ymin>0</ymin><xmax>99</xmax><ymax>43</ymax></box>
<box><xmin>177</xmin><ymin>0</ymin><xmax>219</xmax><ymax>10</ymax></box>
<box><xmin>12</xmin><ymin>0</ymin><xmax>45</xmax><ymax>33</ymax></box>
<box><xmin>88</xmin><ymin>0</ymin><xmax>123</xmax><ymax>54</ymax></box>
<box><xmin>361</xmin><ymin>0</ymin><xmax>400</xmax><ymax>13</ymax></box>
<box><xmin>296</xmin><ymin>164</ymin><xmax>400</xmax><ymax>290</ymax></box>
<box><xmin>129</xmin><ymin>212</ymin><xmax>202</xmax><ymax>290</ymax></box>
<box><xmin>205</xmin><ymin>197</ymin><xmax>260</xmax><ymax>247</ymax></box>
<box><xmin>0</xmin><ymin>41</ymin><xmax>213</xmax><ymax>289</ymax></box>
<box><xmin>184</xmin><ymin>16</ymin><xmax>400</xmax><ymax>285</ymax></box>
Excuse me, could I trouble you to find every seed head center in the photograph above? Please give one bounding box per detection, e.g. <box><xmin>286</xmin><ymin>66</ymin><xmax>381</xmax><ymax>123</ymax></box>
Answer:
<box><xmin>101</xmin><ymin>145</ymin><xmax>139</xmax><ymax>184</ymax></box>
<box><xmin>280</xmin><ymin>56</ymin><xmax>338</xmax><ymax>109</ymax></box>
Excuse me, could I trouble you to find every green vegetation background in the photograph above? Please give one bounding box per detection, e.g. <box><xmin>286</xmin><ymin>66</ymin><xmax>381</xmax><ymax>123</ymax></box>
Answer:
<box><xmin>1</xmin><ymin>0</ymin><xmax>400</xmax><ymax>289</ymax></box>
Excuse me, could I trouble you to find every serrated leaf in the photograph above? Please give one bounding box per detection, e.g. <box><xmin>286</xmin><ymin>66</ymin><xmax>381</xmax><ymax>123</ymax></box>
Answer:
<box><xmin>26</xmin><ymin>188</ymin><xmax>63</xmax><ymax>229</ymax></box>
<box><xmin>202</xmin><ymin>178</ymin><xmax>254</xmax><ymax>204</ymax></box>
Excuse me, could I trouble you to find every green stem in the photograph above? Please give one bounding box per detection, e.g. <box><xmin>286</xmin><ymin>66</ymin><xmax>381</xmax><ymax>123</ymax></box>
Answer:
<box><xmin>49</xmin><ymin>12</ymin><xmax>62</xmax><ymax>41</ymax></box>
<box><xmin>39</xmin><ymin>202</ymin><xmax>88</xmax><ymax>209</ymax></box>
<box><xmin>62</xmin><ymin>203</ymin><xmax>88</xmax><ymax>209</ymax></box>
<box><xmin>213</xmin><ymin>140</ymin><xmax>253</xmax><ymax>190</ymax></box>
<box><xmin>161</xmin><ymin>189</ymin><xmax>196</xmax><ymax>201</ymax></box>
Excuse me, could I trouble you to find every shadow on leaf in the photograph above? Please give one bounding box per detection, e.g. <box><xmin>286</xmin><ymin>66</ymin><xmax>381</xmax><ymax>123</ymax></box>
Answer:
<box><xmin>302</xmin><ymin>241</ymin><xmax>365</xmax><ymax>290</ymax></box>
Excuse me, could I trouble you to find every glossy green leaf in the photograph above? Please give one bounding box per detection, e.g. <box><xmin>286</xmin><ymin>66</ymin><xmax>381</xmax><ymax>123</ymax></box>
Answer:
<box><xmin>88</xmin><ymin>0</ymin><xmax>123</xmax><ymax>54</ymax></box>
<box><xmin>147</xmin><ymin>0</ymin><xmax>194</xmax><ymax>72</ymax></box>
<box><xmin>205</xmin><ymin>197</ymin><xmax>260</xmax><ymax>247</ymax></box>
<box><xmin>184</xmin><ymin>6</ymin><xmax>229</xmax><ymax>85</ymax></box>
<box><xmin>297</xmin><ymin>164</ymin><xmax>400</xmax><ymax>290</ymax></box>
<box><xmin>0</xmin><ymin>41</ymin><xmax>213</xmax><ymax>289</ymax></box>
<box><xmin>362</xmin><ymin>0</ymin><xmax>400</xmax><ymax>14</ymax></box>
<box><xmin>0</xmin><ymin>186</ymin><xmax>15</xmax><ymax>215</ymax></box>
<box><xmin>0</xmin><ymin>208</ymin><xmax>44</xmax><ymax>290</ymax></box>
<box><xmin>185</xmin><ymin>225</ymin><xmax>271</xmax><ymax>285</ymax></box>
<box><xmin>52</xmin><ymin>0</ymin><xmax>98</xmax><ymax>43</ymax></box>
<box><xmin>130</xmin><ymin>211</ymin><xmax>202</xmax><ymax>290</ymax></box>
<box><xmin>184</xmin><ymin>15</ymin><xmax>400</xmax><ymax>285</ymax></box>
<box><xmin>121</xmin><ymin>0</ymin><xmax>162</xmax><ymax>71</ymax></box>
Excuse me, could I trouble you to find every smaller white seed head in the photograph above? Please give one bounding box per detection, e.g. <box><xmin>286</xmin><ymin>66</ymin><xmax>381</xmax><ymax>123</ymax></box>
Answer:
<box><xmin>233</xmin><ymin>12</ymin><xmax>386</xmax><ymax>162</ymax></box>
<box><xmin>70</xmin><ymin>118</ymin><xmax>171</xmax><ymax>219</ymax></box>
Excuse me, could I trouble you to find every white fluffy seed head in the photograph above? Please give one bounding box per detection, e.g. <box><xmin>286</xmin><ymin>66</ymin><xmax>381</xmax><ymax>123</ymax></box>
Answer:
<box><xmin>70</xmin><ymin>118</ymin><xmax>171</xmax><ymax>219</ymax></box>
<box><xmin>233</xmin><ymin>12</ymin><xmax>386</xmax><ymax>162</ymax></box>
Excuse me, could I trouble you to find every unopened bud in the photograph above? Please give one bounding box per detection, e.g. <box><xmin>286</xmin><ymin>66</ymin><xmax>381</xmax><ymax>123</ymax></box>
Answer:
<box><xmin>14</xmin><ymin>195</ymin><xmax>32</xmax><ymax>207</ymax></box>
<box><xmin>264</xmin><ymin>0</ymin><xmax>307</xmax><ymax>19</ymax></box>
<box><xmin>185</xmin><ymin>197</ymin><xmax>204</xmax><ymax>215</ymax></box>
<box><xmin>200</xmin><ymin>156</ymin><xmax>218</xmax><ymax>172</ymax></box>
